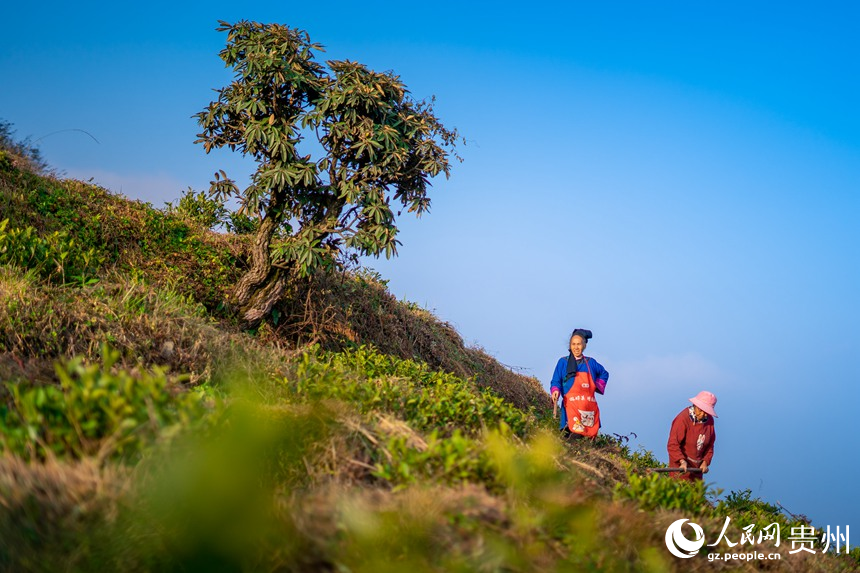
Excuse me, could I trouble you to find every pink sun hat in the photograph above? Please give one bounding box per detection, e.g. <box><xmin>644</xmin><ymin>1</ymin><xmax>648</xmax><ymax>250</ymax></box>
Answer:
<box><xmin>689</xmin><ymin>391</ymin><xmax>718</xmax><ymax>418</ymax></box>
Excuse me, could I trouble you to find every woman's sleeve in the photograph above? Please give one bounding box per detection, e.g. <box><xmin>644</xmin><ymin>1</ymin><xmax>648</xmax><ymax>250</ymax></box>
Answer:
<box><xmin>704</xmin><ymin>426</ymin><xmax>716</xmax><ymax>465</ymax></box>
<box><xmin>667</xmin><ymin>413</ymin><xmax>686</xmax><ymax>465</ymax></box>
<box><xmin>550</xmin><ymin>358</ymin><xmax>564</xmax><ymax>396</ymax></box>
<box><xmin>592</xmin><ymin>359</ymin><xmax>609</xmax><ymax>394</ymax></box>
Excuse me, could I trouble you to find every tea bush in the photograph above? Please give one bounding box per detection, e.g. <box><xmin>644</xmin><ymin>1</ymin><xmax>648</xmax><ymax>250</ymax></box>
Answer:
<box><xmin>289</xmin><ymin>346</ymin><xmax>532</xmax><ymax>438</ymax></box>
<box><xmin>0</xmin><ymin>219</ymin><xmax>101</xmax><ymax>286</ymax></box>
<box><xmin>715</xmin><ymin>488</ymin><xmax>805</xmax><ymax>531</ymax></box>
<box><xmin>371</xmin><ymin>429</ymin><xmax>493</xmax><ymax>488</ymax></box>
<box><xmin>628</xmin><ymin>446</ymin><xmax>664</xmax><ymax>469</ymax></box>
<box><xmin>614</xmin><ymin>469</ymin><xmax>712</xmax><ymax>514</ymax></box>
<box><xmin>0</xmin><ymin>344</ymin><xmax>206</xmax><ymax>461</ymax></box>
<box><xmin>275</xmin><ymin>347</ymin><xmax>536</xmax><ymax>490</ymax></box>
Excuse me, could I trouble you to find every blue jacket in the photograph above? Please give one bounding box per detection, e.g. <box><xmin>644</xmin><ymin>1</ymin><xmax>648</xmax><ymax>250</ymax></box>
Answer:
<box><xmin>550</xmin><ymin>356</ymin><xmax>609</xmax><ymax>430</ymax></box>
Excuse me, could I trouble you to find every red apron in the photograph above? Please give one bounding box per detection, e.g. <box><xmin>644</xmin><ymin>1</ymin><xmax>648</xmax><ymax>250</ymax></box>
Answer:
<box><xmin>564</xmin><ymin>358</ymin><xmax>600</xmax><ymax>438</ymax></box>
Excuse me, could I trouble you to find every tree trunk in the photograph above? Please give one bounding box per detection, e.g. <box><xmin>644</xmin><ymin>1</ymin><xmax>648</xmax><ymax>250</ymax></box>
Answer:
<box><xmin>233</xmin><ymin>196</ymin><xmax>289</xmax><ymax>327</ymax></box>
<box><xmin>234</xmin><ymin>212</ymin><xmax>279</xmax><ymax>309</ymax></box>
<box><xmin>240</xmin><ymin>271</ymin><xmax>288</xmax><ymax>327</ymax></box>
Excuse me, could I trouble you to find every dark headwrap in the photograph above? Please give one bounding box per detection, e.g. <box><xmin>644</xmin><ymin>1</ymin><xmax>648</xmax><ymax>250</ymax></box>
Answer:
<box><xmin>571</xmin><ymin>329</ymin><xmax>593</xmax><ymax>341</ymax></box>
<box><xmin>565</xmin><ymin>329</ymin><xmax>593</xmax><ymax>380</ymax></box>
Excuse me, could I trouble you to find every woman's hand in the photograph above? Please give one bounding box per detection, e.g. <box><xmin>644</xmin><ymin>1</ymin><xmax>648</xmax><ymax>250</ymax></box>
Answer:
<box><xmin>679</xmin><ymin>460</ymin><xmax>688</xmax><ymax>472</ymax></box>
<box><xmin>551</xmin><ymin>390</ymin><xmax>559</xmax><ymax>402</ymax></box>
<box><xmin>700</xmin><ymin>462</ymin><xmax>709</xmax><ymax>474</ymax></box>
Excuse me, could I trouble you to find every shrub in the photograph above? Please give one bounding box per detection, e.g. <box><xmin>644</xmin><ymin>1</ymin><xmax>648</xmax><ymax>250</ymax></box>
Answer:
<box><xmin>289</xmin><ymin>346</ymin><xmax>533</xmax><ymax>438</ymax></box>
<box><xmin>0</xmin><ymin>119</ymin><xmax>50</xmax><ymax>175</ymax></box>
<box><xmin>371</xmin><ymin>429</ymin><xmax>493</xmax><ymax>488</ymax></box>
<box><xmin>715</xmin><ymin>488</ymin><xmax>805</xmax><ymax>530</ymax></box>
<box><xmin>614</xmin><ymin>469</ymin><xmax>712</xmax><ymax>514</ymax></box>
<box><xmin>164</xmin><ymin>187</ymin><xmax>228</xmax><ymax>230</ymax></box>
<box><xmin>0</xmin><ymin>150</ymin><xmax>13</xmax><ymax>172</ymax></box>
<box><xmin>0</xmin><ymin>219</ymin><xmax>101</xmax><ymax>286</ymax></box>
<box><xmin>628</xmin><ymin>446</ymin><xmax>664</xmax><ymax>469</ymax></box>
<box><xmin>0</xmin><ymin>344</ymin><xmax>206</xmax><ymax>461</ymax></box>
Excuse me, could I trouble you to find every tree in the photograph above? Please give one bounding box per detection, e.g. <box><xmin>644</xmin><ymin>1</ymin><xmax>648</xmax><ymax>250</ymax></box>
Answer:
<box><xmin>195</xmin><ymin>21</ymin><xmax>459</xmax><ymax>326</ymax></box>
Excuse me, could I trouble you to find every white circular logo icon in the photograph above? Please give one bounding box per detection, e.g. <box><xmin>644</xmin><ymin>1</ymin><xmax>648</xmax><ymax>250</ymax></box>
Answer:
<box><xmin>665</xmin><ymin>518</ymin><xmax>705</xmax><ymax>559</ymax></box>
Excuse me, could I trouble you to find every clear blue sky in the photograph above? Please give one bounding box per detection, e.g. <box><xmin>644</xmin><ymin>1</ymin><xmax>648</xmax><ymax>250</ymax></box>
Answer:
<box><xmin>3</xmin><ymin>1</ymin><xmax>859</xmax><ymax>530</ymax></box>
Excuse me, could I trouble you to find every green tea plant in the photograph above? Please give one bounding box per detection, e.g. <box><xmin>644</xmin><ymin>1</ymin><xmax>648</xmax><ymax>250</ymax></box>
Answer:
<box><xmin>614</xmin><ymin>469</ymin><xmax>713</xmax><ymax>514</ymax></box>
<box><xmin>0</xmin><ymin>219</ymin><xmax>101</xmax><ymax>286</ymax></box>
<box><xmin>277</xmin><ymin>347</ymin><xmax>535</xmax><ymax>490</ymax></box>
<box><xmin>715</xmin><ymin>488</ymin><xmax>804</xmax><ymax>530</ymax></box>
<box><xmin>628</xmin><ymin>446</ymin><xmax>664</xmax><ymax>469</ymax></box>
<box><xmin>486</xmin><ymin>429</ymin><xmax>565</xmax><ymax>495</ymax></box>
<box><xmin>289</xmin><ymin>346</ymin><xmax>532</xmax><ymax>438</ymax></box>
<box><xmin>371</xmin><ymin>429</ymin><xmax>493</xmax><ymax>488</ymax></box>
<box><xmin>0</xmin><ymin>343</ymin><xmax>206</xmax><ymax>461</ymax></box>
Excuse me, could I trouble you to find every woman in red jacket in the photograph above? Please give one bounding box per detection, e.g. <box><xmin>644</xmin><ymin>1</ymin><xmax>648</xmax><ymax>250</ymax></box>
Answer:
<box><xmin>666</xmin><ymin>391</ymin><xmax>717</xmax><ymax>481</ymax></box>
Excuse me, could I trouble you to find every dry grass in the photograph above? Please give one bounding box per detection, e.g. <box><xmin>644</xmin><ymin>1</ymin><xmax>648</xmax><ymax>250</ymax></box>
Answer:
<box><xmin>0</xmin><ymin>454</ymin><xmax>126</xmax><ymax>524</ymax></box>
<box><xmin>0</xmin><ymin>454</ymin><xmax>127</xmax><ymax>571</ymax></box>
<box><xmin>0</xmin><ymin>272</ymin><xmax>236</xmax><ymax>384</ymax></box>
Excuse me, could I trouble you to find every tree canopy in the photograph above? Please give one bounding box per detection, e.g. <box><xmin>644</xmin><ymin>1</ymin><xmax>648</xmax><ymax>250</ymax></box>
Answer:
<box><xmin>195</xmin><ymin>20</ymin><xmax>459</xmax><ymax>325</ymax></box>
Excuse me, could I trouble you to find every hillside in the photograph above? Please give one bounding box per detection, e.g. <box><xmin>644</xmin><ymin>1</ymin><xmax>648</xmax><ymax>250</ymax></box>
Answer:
<box><xmin>0</xmin><ymin>161</ymin><xmax>856</xmax><ymax>572</ymax></box>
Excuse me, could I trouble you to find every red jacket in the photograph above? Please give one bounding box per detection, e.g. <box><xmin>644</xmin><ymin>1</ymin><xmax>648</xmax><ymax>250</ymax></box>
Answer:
<box><xmin>667</xmin><ymin>408</ymin><xmax>715</xmax><ymax>467</ymax></box>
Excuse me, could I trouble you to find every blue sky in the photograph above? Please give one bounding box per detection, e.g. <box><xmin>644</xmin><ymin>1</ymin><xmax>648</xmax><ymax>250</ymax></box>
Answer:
<box><xmin>3</xmin><ymin>2</ymin><xmax>859</xmax><ymax>530</ymax></box>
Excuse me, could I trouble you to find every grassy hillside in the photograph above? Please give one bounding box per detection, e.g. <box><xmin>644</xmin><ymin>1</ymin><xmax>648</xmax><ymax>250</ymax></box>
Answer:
<box><xmin>0</xmin><ymin>160</ymin><xmax>856</xmax><ymax>572</ymax></box>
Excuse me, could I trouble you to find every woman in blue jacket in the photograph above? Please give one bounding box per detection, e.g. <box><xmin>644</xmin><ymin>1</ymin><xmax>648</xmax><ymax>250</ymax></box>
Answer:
<box><xmin>550</xmin><ymin>329</ymin><xmax>609</xmax><ymax>438</ymax></box>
